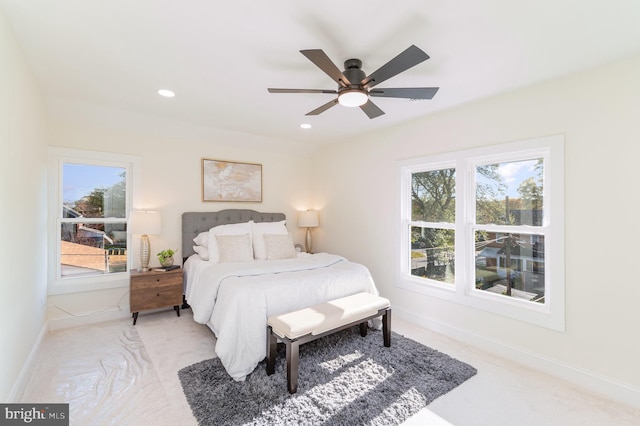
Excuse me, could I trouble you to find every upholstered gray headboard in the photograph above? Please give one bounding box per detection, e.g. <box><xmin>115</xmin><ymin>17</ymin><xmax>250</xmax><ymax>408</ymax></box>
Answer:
<box><xmin>182</xmin><ymin>209</ymin><xmax>286</xmax><ymax>260</ymax></box>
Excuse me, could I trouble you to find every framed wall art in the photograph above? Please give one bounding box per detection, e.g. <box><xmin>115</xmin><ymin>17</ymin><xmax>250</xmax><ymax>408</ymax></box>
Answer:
<box><xmin>201</xmin><ymin>158</ymin><xmax>262</xmax><ymax>202</ymax></box>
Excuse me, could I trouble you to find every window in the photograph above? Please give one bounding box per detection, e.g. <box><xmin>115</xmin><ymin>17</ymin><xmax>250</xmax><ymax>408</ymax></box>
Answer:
<box><xmin>409</xmin><ymin>167</ymin><xmax>456</xmax><ymax>286</ymax></box>
<box><xmin>48</xmin><ymin>147</ymin><xmax>141</xmax><ymax>294</ymax></box>
<box><xmin>398</xmin><ymin>135</ymin><xmax>565</xmax><ymax>330</ymax></box>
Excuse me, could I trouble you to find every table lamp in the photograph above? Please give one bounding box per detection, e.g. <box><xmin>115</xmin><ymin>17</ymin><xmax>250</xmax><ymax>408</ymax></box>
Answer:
<box><xmin>130</xmin><ymin>210</ymin><xmax>161</xmax><ymax>272</ymax></box>
<box><xmin>298</xmin><ymin>210</ymin><xmax>319</xmax><ymax>253</ymax></box>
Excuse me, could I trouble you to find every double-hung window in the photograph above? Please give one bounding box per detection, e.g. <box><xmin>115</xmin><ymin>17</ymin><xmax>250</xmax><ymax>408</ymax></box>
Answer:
<box><xmin>48</xmin><ymin>147</ymin><xmax>141</xmax><ymax>294</ymax></box>
<box><xmin>398</xmin><ymin>135</ymin><xmax>565</xmax><ymax>330</ymax></box>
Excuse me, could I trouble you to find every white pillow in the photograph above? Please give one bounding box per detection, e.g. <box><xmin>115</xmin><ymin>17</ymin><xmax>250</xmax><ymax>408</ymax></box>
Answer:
<box><xmin>252</xmin><ymin>220</ymin><xmax>288</xmax><ymax>260</ymax></box>
<box><xmin>264</xmin><ymin>233</ymin><xmax>296</xmax><ymax>260</ymax></box>
<box><xmin>216</xmin><ymin>234</ymin><xmax>253</xmax><ymax>263</ymax></box>
<box><xmin>193</xmin><ymin>245</ymin><xmax>209</xmax><ymax>261</ymax></box>
<box><xmin>193</xmin><ymin>231</ymin><xmax>209</xmax><ymax>247</ymax></box>
<box><xmin>207</xmin><ymin>221</ymin><xmax>253</xmax><ymax>263</ymax></box>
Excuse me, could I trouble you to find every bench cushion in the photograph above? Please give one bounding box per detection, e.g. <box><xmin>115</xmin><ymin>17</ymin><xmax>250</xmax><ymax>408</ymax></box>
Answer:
<box><xmin>268</xmin><ymin>292</ymin><xmax>390</xmax><ymax>339</ymax></box>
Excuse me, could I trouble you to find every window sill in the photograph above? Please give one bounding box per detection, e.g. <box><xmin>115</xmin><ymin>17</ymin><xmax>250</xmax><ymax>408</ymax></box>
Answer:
<box><xmin>396</xmin><ymin>275</ymin><xmax>564</xmax><ymax>332</ymax></box>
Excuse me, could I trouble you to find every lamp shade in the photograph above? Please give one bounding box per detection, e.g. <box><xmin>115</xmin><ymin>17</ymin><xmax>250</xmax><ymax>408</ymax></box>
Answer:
<box><xmin>298</xmin><ymin>210</ymin><xmax>319</xmax><ymax>228</ymax></box>
<box><xmin>129</xmin><ymin>211</ymin><xmax>161</xmax><ymax>235</ymax></box>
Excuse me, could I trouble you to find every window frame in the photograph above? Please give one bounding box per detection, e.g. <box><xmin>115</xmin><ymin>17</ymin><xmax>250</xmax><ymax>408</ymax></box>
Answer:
<box><xmin>400</xmin><ymin>159</ymin><xmax>458</xmax><ymax>293</ymax></box>
<box><xmin>397</xmin><ymin>135</ymin><xmax>565</xmax><ymax>331</ymax></box>
<box><xmin>47</xmin><ymin>147</ymin><xmax>141</xmax><ymax>295</ymax></box>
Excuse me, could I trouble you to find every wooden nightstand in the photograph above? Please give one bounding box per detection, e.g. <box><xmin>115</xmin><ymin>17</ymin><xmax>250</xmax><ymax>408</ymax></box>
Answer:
<box><xmin>130</xmin><ymin>268</ymin><xmax>183</xmax><ymax>325</ymax></box>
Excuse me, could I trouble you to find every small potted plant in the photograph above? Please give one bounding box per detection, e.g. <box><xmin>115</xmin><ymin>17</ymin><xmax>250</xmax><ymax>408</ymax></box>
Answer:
<box><xmin>157</xmin><ymin>249</ymin><xmax>177</xmax><ymax>267</ymax></box>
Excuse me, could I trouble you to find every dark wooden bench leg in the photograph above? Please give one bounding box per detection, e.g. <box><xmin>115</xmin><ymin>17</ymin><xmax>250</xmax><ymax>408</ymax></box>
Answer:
<box><xmin>359</xmin><ymin>322</ymin><xmax>368</xmax><ymax>337</ymax></box>
<box><xmin>266</xmin><ymin>326</ymin><xmax>276</xmax><ymax>375</ymax></box>
<box><xmin>270</xmin><ymin>301</ymin><xmax>391</xmax><ymax>394</ymax></box>
<box><xmin>383</xmin><ymin>309</ymin><xmax>391</xmax><ymax>347</ymax></box>
<box><xmin>286</xmin><ymin>339</ymin><xmax>299</xmax><ymax>394</ymax></box>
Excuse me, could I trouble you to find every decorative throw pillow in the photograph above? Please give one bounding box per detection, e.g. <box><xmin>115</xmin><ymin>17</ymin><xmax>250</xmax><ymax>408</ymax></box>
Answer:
<box><xmin>216</xmin><ymin>234</ymin><xmax>253</xmax><ymax>263</ymax></box>
<box><xmin>193</xmin><ymin>231</ymin><xmax>209</xmax><ymax>247</ymax></box>
<box><xmin>193</xmin><ymin>245</ymin><xmax>209</xmax><ymax>261</ymax></box>
<box><xmin>252</xmin><ymin>220</ymin><xmax>288</xmax><ymax>260</ymax></box>
<box><xmin>207</xmin><ymin>221</ymin><xmax>253</xmax><ymax>263</ymax></box>
<box><xmin>264</xmin><ymin>233</ymin><xmax>296</xmax><ymax>260</ymax></box>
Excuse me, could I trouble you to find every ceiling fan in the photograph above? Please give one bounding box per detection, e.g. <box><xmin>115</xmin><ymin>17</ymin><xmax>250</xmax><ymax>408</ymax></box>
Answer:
<box><xmin>268</xmin><ymin>45</ymin><xmax>439</xmax><ymax>119</ymax></box>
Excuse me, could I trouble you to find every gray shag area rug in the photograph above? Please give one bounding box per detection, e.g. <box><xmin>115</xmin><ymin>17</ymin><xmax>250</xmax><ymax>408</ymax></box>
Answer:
<box><xmin>178</xmin><ymin>327</ymin><xmax>476</xmax><ymax>426</ymax></box>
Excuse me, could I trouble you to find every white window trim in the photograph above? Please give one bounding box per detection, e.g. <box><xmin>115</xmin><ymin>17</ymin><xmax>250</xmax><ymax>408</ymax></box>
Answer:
<box><xmin>47</xmin><ymin>147</ymin><xmax>141</xmax><ymax>295</ymax></box>
<box><xmin>396</xmin><ymin>135</ymin><xmax>565</xmax><ymax>331</ymax></box>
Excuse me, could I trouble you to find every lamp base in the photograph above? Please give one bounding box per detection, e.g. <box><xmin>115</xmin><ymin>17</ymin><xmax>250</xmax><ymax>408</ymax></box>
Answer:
<box><xmin>140</xmin><ymin>234</ymin><xmax>151</xmax><ymax>272</ymax></box>
<box><xmin>305</xmin><ymin>227</ymin><xmax>313</xmax><ymax>254</ymax></box>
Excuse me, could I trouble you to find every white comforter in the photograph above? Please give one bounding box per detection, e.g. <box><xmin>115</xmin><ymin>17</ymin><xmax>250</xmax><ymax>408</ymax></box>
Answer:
<box><xmin>184</xmin><ymin>253</ymin><xmax>379</xmax><ymax>381</ymax></box>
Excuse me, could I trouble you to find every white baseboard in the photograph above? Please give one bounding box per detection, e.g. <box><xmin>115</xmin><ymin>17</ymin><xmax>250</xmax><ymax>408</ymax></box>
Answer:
<box><xmin>7</xmin><ymin>322</ymin><xmax>48</xmax><ymax>402</ymax></box>
<box><xmin>395</xmin><ymin>307</ymin><xmax>640</xmax><ymax>410</ymax></box>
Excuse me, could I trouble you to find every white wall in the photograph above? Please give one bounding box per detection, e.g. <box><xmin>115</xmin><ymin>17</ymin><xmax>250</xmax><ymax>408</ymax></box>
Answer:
<box><xmin>0</xmin><ymin>9</ymin><xmax>48</xmax><ymax>401</ymax></box>
<box><xmin>44</xmin><ymin>103</ymin><xmax>315</xmax><ymax>324</ymax></box>
<box><xmin>312</xmin><ymin>55</ymin><xmax>640</xmax><ymax>403</ymax></box>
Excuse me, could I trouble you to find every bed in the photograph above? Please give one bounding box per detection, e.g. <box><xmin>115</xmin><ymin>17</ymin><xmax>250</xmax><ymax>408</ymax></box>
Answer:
<box><xmin>181</xmin><ymin>209</ymin><xmax>380</xmax><ymax>381</ymax></box>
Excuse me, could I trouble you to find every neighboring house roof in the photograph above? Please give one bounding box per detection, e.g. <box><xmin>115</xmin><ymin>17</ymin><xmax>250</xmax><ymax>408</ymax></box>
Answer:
<box><xmin>60</xmin><ymin>241</ymin><xmax>128</xmax><ymax>275</ymax></box>
<box><xmin>485</xmin><ymin>284</ymin><xmax>538</xmax><ymax>301</ymax></box>
<box><xmin>63</xmin><ymin>205</ymin><xmax>82</xmax><ymax>218</ymax></box>
<box><xmin>477</xmin><ymin>247</ymin><xmax>501</xmax><ymax>259</ymax></box>
<box><xmin>78</xmin><ymin>226</ymin><xmax>114</xmax><ymax>244</ymax></box>
<box><xmin>60</xmin><ymin>240</ymin><xmax>106</xmax><ymax>272</ymax></box>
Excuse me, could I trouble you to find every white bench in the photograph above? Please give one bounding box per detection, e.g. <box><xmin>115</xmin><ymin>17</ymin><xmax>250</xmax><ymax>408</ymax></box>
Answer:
<box><xmin>266</xmin><ymin>292</ymin><xmax>391</xmax><ymax>393</ymax></box>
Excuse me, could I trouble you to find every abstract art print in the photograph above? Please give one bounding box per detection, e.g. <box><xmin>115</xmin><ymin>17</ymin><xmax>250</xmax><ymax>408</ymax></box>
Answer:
<box><xmin>202</xmin><ymin>158</ymin><xmax>262</xmax><ymax>202</ymax></box>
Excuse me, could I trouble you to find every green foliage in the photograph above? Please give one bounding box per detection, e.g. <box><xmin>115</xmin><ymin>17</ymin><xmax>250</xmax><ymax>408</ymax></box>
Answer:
<box><xmin>518</xmin><ymin>176</ymin><xmax>543</xmax><ymax>213</ymax></box>
<box><xmin>71</xmin><ymin>170</ymin><xmax>127</xmax><ymax>219</ymax></box>
<box><xmin>475</xmin><ymin>164</ymin><xmax>508</xmax><ymax>224</ymax></box>
<box><xmin>157</xmin><ymin>249</ymin><xmax>177</xmax><ymax>261</ymax></box>
<box><xmin>411</xmin><ymin>168</ymin><xmax>456</xmax><ymax>223</ymax></box>
<box><xmin>411</xmin><ymin>227</ymin><xmax>455</xmax><ymax>250</ymax></box>
<box><xmin>74</xmin><ymin>187</ymin><xmax>106</xmax><ymax>217</ymax></box>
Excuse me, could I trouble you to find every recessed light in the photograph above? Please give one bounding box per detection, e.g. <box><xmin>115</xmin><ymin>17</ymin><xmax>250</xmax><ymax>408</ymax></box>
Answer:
<box><xmin>300</xmin><ymin>123</ymin><xmax>312</xmax><ymax>129</ymax></box>
<box><xmin>157</xmin><ymin>89</ymin><xmax>175</xmax><ymax>98</ymax></box>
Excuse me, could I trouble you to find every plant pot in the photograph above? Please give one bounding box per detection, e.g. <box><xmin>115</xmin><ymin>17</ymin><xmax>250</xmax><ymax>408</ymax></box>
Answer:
<box><xmin>159</xmin><ymin>256</ymin><xmax>174</xmax><ymax>267</ymax></box>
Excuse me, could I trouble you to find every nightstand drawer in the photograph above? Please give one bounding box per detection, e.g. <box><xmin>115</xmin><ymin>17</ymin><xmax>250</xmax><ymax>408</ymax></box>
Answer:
<box><xmin>130</xmin><ymin>272</ymin><xmax>182</xmax><ymax>290</ymax></box>
<box><xmin>131</xmin><ymin>286</ymin><xmax>182</xmax><ymax>311</ymax></box>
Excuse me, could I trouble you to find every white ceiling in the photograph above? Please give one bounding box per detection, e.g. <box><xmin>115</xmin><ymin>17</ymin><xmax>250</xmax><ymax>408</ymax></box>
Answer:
<box><xmin>2</xmin><ymin>0</ymin><xmax>640</xmax><ymax>146</ymax></box>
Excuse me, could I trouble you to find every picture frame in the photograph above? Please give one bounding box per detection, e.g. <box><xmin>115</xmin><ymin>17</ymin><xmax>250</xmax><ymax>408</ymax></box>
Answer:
<box><xmin>201</xmin><ymin>158</ymin><xmax>262</xmax><ymax>202</ymax></box>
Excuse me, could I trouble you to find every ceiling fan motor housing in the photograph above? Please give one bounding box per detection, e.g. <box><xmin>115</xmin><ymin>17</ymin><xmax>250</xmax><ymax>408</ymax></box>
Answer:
<box><xmin>340</xmin><ymin>59</ymin><xmax>367</xmax><ymax>90</ymax></box>
<box><xmin>338</xmin><ymin>59</ymin><xmax>369</xmax><ymax>107</ymax></box>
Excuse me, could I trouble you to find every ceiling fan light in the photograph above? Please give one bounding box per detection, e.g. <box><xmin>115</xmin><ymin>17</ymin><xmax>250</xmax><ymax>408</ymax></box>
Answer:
<box><xmin>338</xmin><ymin>90</ymin><xmax>368</xmax><ymax>107</ymax></box>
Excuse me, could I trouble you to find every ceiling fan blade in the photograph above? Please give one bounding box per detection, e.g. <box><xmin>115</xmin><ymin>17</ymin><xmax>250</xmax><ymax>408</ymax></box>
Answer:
<box><xmin>360</xmin><ymin>100</ymin><xmax>385</xmax><ymax>119</ymax></box>
<box><xmin>300</xmin><ymin>49</ymin><xmax>351</xmax><ymax>87</ymax></box>
<box><xmin>268</xmin><ymin>88</ymin><xmax>337</xmax><ymax>94</ymax></box>
<box><xmin>305</xmin><ymin>98</ymin><xmax>339</xmax><ymax>116</ymax></box>
<box><xmin>361</xmin><ymin>45</ymin><xmax>430</xmax><ymax>89</ymax></box>
<box><xmin>369</xmin><ymin>87</ymin><xmax>439</xmax><ymax>99</ymax></box>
